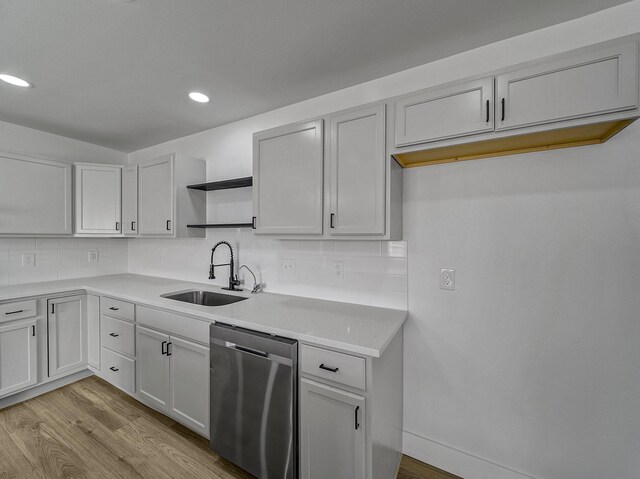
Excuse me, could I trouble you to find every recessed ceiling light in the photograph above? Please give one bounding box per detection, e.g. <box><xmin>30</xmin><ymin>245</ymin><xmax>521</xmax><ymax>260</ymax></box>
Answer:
<box><xmin>188</xmin><ymin>92</ymin><xmax>209</xmax><ymax>103</ymax></box>
<box><xmin>0</xmin><ymin>74</ymin><xmax>31</xmax><ymax>88</ymax></box>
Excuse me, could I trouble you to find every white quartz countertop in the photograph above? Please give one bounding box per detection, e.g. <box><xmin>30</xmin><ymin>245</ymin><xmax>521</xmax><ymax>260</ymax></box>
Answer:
<box><xmin>0</xmin><ymin>274</ymin><xmax>407</xmax><ymax>357</ymax></box>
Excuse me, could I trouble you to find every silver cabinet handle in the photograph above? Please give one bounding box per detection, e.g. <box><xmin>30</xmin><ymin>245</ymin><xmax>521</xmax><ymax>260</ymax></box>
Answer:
<box><xmin>109</xmin><ymin>366</ymin><xmax>119</xmax><ymax>372</ymax></box>
<box><xmin>166</xmin><ymin>220</ymin><xmax>171</xmax><ymax>231</ymax></box>
<box><xmin>109</xmin><ymin>332</ymin><xmax>119</xmax><ymax>337</ymax></box>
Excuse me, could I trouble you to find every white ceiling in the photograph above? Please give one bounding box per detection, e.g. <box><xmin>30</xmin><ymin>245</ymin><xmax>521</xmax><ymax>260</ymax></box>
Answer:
<box><xmin>0</xmin><ymin>0</ymin><xmax>631</xmax><ymax>152</ymax></box>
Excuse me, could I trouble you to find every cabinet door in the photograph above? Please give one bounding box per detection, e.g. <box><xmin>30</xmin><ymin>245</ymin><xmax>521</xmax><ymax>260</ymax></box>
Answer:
<box><xmin>74</xmin><ymin>164</ymin><xmax>122</xmax><ymax>235</ymax></box>
<box><xmin>169</xmin><ymin>336</ymin><xmax>209</xmax><ymax>435</ymax></box>
<box><xmin>253</xmin><ymin>120</ymin><xmax>324</xmax><ymax>235</ymax></box>
<box><xmin>122</xmin><ymin>165</ymin><xmax>138</xmax><ymax>236</ymax></box>
<box><xmin>48</xmin><ymin>295</ymin><xmax>87</xmax><ymax>378</ymax></box>
<box><xmin>497</xmin><ymin>41</ymin><xmax>638</xmax><ymax>131</ymax></box>
<box><xmin>87</xmin><ymin>294</ymin><xmax>100</xmax><ymax>370</ymax></box>
<box><xmin>329</xmin><ymin>104</ymin><xmax>386</xmax><ymax>236</ymax></box>
<box><xmin>0</xmin><ymin>154</ymin><xmax>72</xmax><ymax>235</ymax></box>
<box><xmin>0</xmin><ymin>319</ymin><xmax>38</xmax><ymax>397</ymax></box>
<box><xmin>395</xmin><ymin>77</ymin><xmax>494</xmax><ymax>147</ymax></box>
<box><xmin>138</xmin><ymin>155</ymin><xmax>174</xmax><ymax>236</ymax></box>
<box><xmin>136</xmin><ymin>326</ymin><xmax>170</xmax><ymax>411</ymax></box>
<box><xmin>300</xmin><ymin>378</ymin><xmax>366</xmax><ymax>479</ymax></box>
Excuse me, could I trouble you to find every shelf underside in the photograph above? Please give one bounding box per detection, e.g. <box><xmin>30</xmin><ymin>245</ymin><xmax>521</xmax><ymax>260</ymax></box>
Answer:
<box><xmin>393</xmin><ymin>119</ymin><xmax>635</xmax><ymax>168</ymax></box>
<box><xmin>187</xmin><ymin>177</ymin><xmax>252</xmax><ymax>191</ymax></box>
<box><xmin>187</xmin><ymin>223</ymin><xmax>253</xmax><ymax>229</ymax></box>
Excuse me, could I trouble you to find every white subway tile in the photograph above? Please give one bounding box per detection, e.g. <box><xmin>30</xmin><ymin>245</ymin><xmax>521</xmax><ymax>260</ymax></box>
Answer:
<box><xmin>0</xmin><ymin>238</ymin><xmax>36</xmax><ymax>250</ymax></box>
<box><xmin>36</xmin><ymin>238</ymin><xmax>79</xmax><ymax>249</ymax></box>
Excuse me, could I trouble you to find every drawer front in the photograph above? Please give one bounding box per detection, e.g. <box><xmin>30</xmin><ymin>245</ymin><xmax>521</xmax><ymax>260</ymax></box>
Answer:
<box><xmin>0</xmin><ymin>299</ymin><xmax>37</xmax><ymax>323</ymax></box>
<box><xmin>101</xmin><ymin>347</ymin><xmax>135</xmax><ymax>394</ymax></box>
<box><xmin>101</xmin><ymin>297</ymin><xmax>135</xmax><ymax>322</ymax></box>
<box><xmin>137</xmin><ymin>306</ymin><xmax>209</xmax><ymax>344</ymax></box>
<box><xmin>101</xmin><ymin>315</ymin><xmax>135</xmax><ymax>357</ymax></box>
<box><xmin>301</xmin><ymin>344</ymin><xmax>366</xmax><ymax>391</ymax></box>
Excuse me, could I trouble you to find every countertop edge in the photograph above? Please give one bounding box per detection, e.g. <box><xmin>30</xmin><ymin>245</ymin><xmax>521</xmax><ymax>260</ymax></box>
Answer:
<box><xmin>0</xmin><ymin>279</ymin><xmax>407</xmax><ymax>358</ymax></box>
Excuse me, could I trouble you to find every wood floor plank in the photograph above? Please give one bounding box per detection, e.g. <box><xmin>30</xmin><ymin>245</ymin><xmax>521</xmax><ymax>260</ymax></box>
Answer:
<box><xmin>0</xmin><ymin>376</ymin><xmax>458</xmax><ymax>479</ymax></box>
<box><xmin>397</xmin><ymin>454</ymin><xmax>463</xmax><ymax>479</ymax></box>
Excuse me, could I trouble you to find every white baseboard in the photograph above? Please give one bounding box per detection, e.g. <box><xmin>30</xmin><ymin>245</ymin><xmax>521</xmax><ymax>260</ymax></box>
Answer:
<box><xmin>0</xmin><ymin>369</ymin><xmax>93</xmax><ymax>410</ymax></box>
<box><xmin>402</xmin><ymin>430</ymin><xmax>539</xmax><ymax>479</ymax></box>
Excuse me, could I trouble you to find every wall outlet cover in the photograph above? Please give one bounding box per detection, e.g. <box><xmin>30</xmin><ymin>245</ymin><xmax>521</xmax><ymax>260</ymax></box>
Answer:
<box><xmin>440</xmin><ymin>269</ymin><xmax>455</xmax><ymax>290</ymax></box>
<box><xmin>22</xmin><ymin>253</ymin><xmax>35</xmax><ymax>268</ymax></box>
<box><xmin>282</xmin><ymin>258</ymin><xmax>296</xmax><ymax>276</ymax></box>
<box><xmin>88</xmin><ymin>251</ymin><xmax>99</xmax><ymax>263</ymax></box>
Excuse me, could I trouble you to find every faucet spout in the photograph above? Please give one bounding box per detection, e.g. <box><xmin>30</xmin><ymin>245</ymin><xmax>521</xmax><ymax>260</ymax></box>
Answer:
<box><xmin>209</xmin><ymin>241</ymin><xmax>242</xmax><ymax>291</ymax></box>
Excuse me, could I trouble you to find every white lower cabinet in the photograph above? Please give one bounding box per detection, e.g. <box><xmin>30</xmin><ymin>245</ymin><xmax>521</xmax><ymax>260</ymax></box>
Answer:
<box><xmin>300</xmin><ymin>378</ymin><xmax>366</xmax><ymax>479</ymax></box>
<box><xmin>101</xmin><ymin>347</ymin><xmax>135</xmax><ymax>394</ymax></box>
<box><xmin>136</xmin><ymin>325</ymin><xmax>209</xmax><ymax>436</ymax></box>
<box><xmin>0</xmin><ymin>318</ymin><xmax>38</xmax><ymax>398</ymax></box>
<box><xmin>47</xmin><ymin>295</ymin><xmax>87</xmax><ymax>378</ymax></box>
<box><xmin>136</xmin><ymin>326</ymin><xmax>170</xmax><ymax>410</ymax></box>
<box><xmin>169</xmin><ymin>336</ymin><xmax>209</xmax><ymax>435</ymax></box>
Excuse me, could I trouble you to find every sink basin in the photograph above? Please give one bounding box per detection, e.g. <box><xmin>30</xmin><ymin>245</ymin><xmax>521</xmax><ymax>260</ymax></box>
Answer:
<box><xmin>161</xmin><ymin>290</ymin><xmax>248</xmax><ymax>306</ymax></box>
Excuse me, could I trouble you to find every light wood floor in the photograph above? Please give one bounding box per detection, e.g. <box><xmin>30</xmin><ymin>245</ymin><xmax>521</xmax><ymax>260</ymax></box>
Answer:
<box><xmin>0</xmin><ymin>376</ymin><xmax>460</xmax><ymax>479</ymax></box>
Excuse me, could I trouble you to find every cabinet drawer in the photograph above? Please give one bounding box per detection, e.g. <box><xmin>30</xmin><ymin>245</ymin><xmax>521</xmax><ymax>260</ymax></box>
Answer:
<box><xmin>137</xmin><ymin>306</ymin><xmax>209</xmax><ymax>344</ymax></box>
<box><xmin>0</xmin><ymin>299</ymin><xmax>37</xmax><ymax>324</ymax></box>
<box><xmin>301</xmin><ymin>344</ymin><xmax>365</xmax><ymax>390</ymax></box>
<box><xmin>101</xmin><ymin>347</ymin><xmax>135</xmax><ymax>394</ymax></box>
<box><xmin>101</xmin><ymin>297</ymin><xmax>135</xmax><ymax>322</ymax></box>
<box><xmin>101</xmin><ymin>315</ymin><xmax>135</xmax><ymax>357</ymax></box>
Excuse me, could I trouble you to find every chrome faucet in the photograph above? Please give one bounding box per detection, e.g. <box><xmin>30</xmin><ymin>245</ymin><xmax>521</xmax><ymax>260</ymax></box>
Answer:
<box><xmin>209</xmin><ymin>241</ymin><xmax>241</xmax><ymax>291</ymax></box>
<box><xmin>239</xmin><ymin>264</ymin><xmax>262</xmax><ymax>294</ymax></box>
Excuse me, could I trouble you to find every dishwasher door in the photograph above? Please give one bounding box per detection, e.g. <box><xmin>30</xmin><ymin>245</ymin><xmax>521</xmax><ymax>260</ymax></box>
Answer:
<box><xmin>210</xmin><ymin>323</ymin><xmax>297</xmax><ymax>479</ymax></box>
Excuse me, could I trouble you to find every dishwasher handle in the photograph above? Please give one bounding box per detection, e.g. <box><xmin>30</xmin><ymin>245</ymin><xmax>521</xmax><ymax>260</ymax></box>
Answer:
<box><xmin>227</xmin><ymin>341</ymin><xmax>269</xmax><ymax>358</ymax></box>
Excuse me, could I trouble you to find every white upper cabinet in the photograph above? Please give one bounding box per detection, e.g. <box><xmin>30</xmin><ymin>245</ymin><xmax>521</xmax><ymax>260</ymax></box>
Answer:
<box><xmin>394</xmin><ymin>77</ymin><xmax>495</xmax><ymax>147</ymax></box>
<box><xmin>0</xmin><ymin>153</ymin><xmax>72</xmax><ymax>236</ymax></box>
<box><xmin>74</xmin><ymin>163</ymin><xmax>122</xmax><ymax>236</ymax></box>
<box><xmin>137</xmin><ymin>154</ymin><xmax>205</xmax><ymax>238</ymax></box>
<box><xmin>328</xmin><ymin>104</ymin><xmax>386</xmax><ymax>236</ymax></box>
<box><xmin>0</xmin><ymin>318</ymin><xmax>38</xmax><ymax>398</ymax></box>
<box><xmin>253</xmin><ymin>120</ymin><xmax>324</xmax><ymax>235</ymax></box>
<box><xmin>139</xmin><ymin>155</ymin><xmax>174</xmax><ymax>236</ymax></box>
<box><xmin>497</xmin><ymin>40</ymin><xmax>639</xmax><ymax>131</ymax></box>
<box><xmin>122</xmin><ymin>165</ymin><xmax>138</xmax><ymax>236</ymax></box>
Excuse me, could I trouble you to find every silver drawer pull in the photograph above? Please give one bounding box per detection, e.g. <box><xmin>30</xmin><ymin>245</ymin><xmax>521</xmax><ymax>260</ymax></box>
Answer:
<box><xmin>319</xmin><ymin>363</ymin><xmax>339</xmax><ymax>373</ymax></box>
<box><xmin>109</xmin><ymin>307</ymin><xmax>119</xmax><ymax>311</ymax></box>
<box><xmin>109</xmin><ymin>332</ymin><xmax>119</xmax><ymax>337</ymax></box>
<box><xmin>5</xmin><ymin>309</ymin><xmax>23</xmax><ymax>315</ymax></box>
<box><xmin>109</xmin><ymin>366</ymin><xmax>119</xmax><ymax>372</ymax></box>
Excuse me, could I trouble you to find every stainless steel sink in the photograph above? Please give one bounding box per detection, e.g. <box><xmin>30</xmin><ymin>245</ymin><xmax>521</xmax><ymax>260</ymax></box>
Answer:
<box><xmin>161</xmin><ymin>290</ymin><xmax>248</xmax><ymax>306</ymax></box>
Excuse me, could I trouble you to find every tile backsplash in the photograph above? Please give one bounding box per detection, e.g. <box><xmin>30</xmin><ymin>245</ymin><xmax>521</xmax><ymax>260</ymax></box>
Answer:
<box><xmin>0</xmin><ymin>233</ymin><xmax>407</xmax><ymax>310</ymax></box>
<box><xmin>128</xmin><ymin>230</ymin><xmax>408</xmax><ymax>310</ymax></box>
<box><xmin>0</xmin><ymin>238</ymin><xmax>128</xmax><ymax>286</ymax></box>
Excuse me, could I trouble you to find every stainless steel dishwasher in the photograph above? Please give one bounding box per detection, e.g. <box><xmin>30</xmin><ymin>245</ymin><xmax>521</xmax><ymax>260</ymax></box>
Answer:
<box><xmin>209</xmin><ymin>322</ymin><xmax>298</xmax><ymax>479</ymax></box>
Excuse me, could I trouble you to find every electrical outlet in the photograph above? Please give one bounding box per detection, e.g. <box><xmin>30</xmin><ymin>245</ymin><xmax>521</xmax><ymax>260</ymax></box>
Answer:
<box><xmin>88</xmin><ymin>251</ymin><xmax>99</xmax><ymax>263</ymax></box>
<box><xmin>332</xmin><ymin>261</ymin><xmax>345</xmax><ymax>280</ymax></box>
<box><xmin>440</xmin><ymin>269</ymin><xmax>455</xmax><ymax>290</ymax></box>
<box><xmin>22</xmin><ymin>253</ymin><xmax>35</xmax><ymax>268</ymax></box>
<box><xmin>282</xmin><ymin>258</ymin><xmax>296</xmax><ymax>276</ymax></box>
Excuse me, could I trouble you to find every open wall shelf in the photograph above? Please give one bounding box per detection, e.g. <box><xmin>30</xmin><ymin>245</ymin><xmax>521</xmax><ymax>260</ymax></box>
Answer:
<box><xmin>187</xmin><ymin>223</ymin><xmax>253</xmax><ymax>229</ymax></box>
<box><xmin>187</xmin><ymin>177</ymin><xmax>252</xmax><ymax>191</ymax></box>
